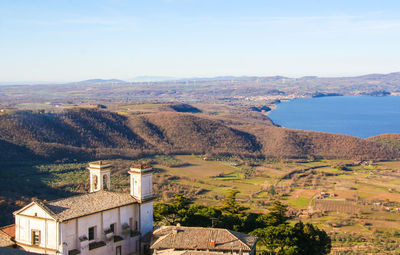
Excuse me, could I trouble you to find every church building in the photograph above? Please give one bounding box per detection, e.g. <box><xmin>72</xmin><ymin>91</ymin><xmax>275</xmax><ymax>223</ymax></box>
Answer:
<box><xmin>12</xmin><ymin>161</ymin><xmax>154</xmax><ymax>255</ymax></box>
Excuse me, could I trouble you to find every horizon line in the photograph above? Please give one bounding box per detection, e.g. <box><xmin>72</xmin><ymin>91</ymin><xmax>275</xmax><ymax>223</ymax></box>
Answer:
<box><xmin>1</xmin><ymin>71</ymin><xmax>399</xmax><ymax>86</ymax></box>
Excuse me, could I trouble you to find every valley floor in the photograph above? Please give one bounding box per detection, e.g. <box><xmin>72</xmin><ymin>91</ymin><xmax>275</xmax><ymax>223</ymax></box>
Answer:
<box><xmin>2</xmin><ymin>155</ymin><xmax>400</xmax><ymax>253</ymax></box>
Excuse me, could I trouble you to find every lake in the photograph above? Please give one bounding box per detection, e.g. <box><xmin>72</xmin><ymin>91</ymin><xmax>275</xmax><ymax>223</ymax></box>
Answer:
<box><xmin>268</xmin><ymin>96</ymin><xmax>400</xmax><ymax>138</ymax></box>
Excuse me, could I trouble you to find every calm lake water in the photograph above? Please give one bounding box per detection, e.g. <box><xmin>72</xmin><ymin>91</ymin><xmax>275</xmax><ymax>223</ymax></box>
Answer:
<box><xmin>268</xmin><ymin>96</ymin><xmax>400</xmax><ymax>138</ymax></box>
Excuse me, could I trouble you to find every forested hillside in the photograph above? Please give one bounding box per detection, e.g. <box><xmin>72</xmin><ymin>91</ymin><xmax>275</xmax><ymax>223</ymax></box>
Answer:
<box><xmin>0</xmin><ymin>108</ymin><xmax>399</xmax><ymax>161</ymax></box>
<box><xmin>0</xmin><ymin>109</ymin><xmax>261</xmax><ymax>160</ymax></box>
<box><xmin>255</xmin><ymin>126</ymin><xmax>400</xmax><ymax>160</ymax></box>
<box><xmin>367</xmin><ymin>134</ymin><xmax>400</xmax><ymax>149</ymax></box>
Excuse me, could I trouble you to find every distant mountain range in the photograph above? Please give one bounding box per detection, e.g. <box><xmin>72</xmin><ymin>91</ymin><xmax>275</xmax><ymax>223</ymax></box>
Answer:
<box><xmin>68</xmin><ymin>79</ymin><xmax>128</xmax><ymax>84</ymax></box>
<box><xmin>2</xmin><ymin>72</ymin><xmax>400</xmax><ymax>86</ymax></box>
<box><xmin>128</xmin><ymin>76</ymin><xmax>176</xmax><ymax>82</ymax></box>
<box><xmin>1</xmin><ymin>71</ymin><xmax>400</xmax><ymax>105</ymax></box>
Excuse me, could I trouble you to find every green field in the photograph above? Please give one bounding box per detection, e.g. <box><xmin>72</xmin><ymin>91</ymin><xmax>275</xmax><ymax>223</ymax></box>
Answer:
<box><xmin>3</xmin><ymin>155</ymin><xmax>400</xmax><ymax>253</ymax></box>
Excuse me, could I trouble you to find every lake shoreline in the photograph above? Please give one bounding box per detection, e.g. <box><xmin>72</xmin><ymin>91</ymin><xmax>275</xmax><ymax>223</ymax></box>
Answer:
<box><xmin>266</xmin><ymin>95</ymin><xmax>400</xmax><ymax>138</ymax></box>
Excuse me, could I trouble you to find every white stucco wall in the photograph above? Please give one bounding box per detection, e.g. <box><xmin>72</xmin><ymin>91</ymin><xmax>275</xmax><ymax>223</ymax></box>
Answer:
<box><xmin>130</xmin><ymin>171</ymin><xmax>153</xmax><ymax>200</ymax></box>
<box><xmin>47</xmin><ymin>221</ymin><xmax>57</xmax><ymax>249</ymax></box>
<box><xmin>102</xmin><ymin>208</ymin><xmax>118</xmax><ymax>233</ymax></box>
<box><xmin>15</xmin><ymin>203</ymin><xmax>58</xmax><ymax>252</ymax></box>
<box><xmin>19</xmin><ymin>204</ymin><xmax>54</xmax><ymax>219</ymax></box>
<box><xmin>15</xmin><ymin>196</ymin><xmax>148</xmax><ymax>255</ymax></box>
<box><xmin>140</xmin><ymin>201</ymin><xmax>153</xmax><ymax>236</ymax></box>
<box><xmin>62</xmin><ymin>219</ymin><xmax>77</xmax><ymax>250</ymax></box>
<box><xmin>120</xmin><ymin>204</ymin><xmax>138</xmax><ymax>229</ymax></box>
<box><xmin>77</xmin><ymin>213</ymin><xmax>102</xmax><ymax>243</ymax></box>
<box><xmin>60</xmin><ymin>203</ymin><xmax>139</xmax><ymax>253</ymax></box>
<box><xmin>130</xmin><ymin>174</ymin><xmax>140</xmax><ymax>198</ymax></box>
<box><xmin>142</xmin><ymin>174</ymin><xmax>152</xmax><ymax>197</ymax></box>
<box><xmin>15</xmin><ymin>214</ymin><xmax>58</xmax><ymax>252</ymax></box>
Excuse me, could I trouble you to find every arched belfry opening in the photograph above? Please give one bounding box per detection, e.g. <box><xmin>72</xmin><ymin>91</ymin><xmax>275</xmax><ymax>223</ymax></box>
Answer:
<box><xmin>88</xmin><ymin>161</ymin><xmax>111</xmax><ymax>192</ymax></box>
<box><xmin>103</xmin><ymin>174</ymin><xmax>108</xmax><ymax>190</ymax></box>
<box><xmin>93</xmin><ymin>175</ymin><xmax>99</xmax><ymax>190</ymax></box>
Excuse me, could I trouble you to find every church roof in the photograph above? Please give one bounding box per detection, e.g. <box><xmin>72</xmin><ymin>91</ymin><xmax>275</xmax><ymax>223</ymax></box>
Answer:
<box><xmin>15</xmin><ymin>191</ymin><xmax>138</xmax><ymax>222</ymax></box>
<box><xmin>45</xmin><ymin>191</ymin><xmax>138</xmax><ymax>221</ymax></box>
<box><xmin>150</xmin><ymin>226</ymin><xmax>259</xmax><ymax>252</ymax></box>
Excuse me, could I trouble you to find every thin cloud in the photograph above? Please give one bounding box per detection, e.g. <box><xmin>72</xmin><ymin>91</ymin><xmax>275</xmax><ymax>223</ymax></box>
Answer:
<box><xmin>5</xmin><ymin>16</ymin><xmax>138</xmax><ymax>29</ymax></box>
<box><xmin>64</xmin><ymin>17</ymin><xmax>136</xmax><ymax>26</ymax></box>
<box><xmin>180</xmin><ymin>13</ymin><xmax>400</xmax><ymax>31</ymax></box>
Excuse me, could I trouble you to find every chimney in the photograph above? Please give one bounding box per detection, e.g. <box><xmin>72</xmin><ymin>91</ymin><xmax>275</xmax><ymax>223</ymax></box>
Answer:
<box><xmin>210</xmin><ymin>240</ymin><xmax>216</xmax><ymax>247</ymax></box>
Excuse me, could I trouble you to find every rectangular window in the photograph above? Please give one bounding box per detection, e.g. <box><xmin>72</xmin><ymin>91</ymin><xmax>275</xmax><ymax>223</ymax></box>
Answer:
<box><xmin>116</xmin><ymin>245</ymin><xmax>122</xmax><ymax>255</ymax></box>
<box><xmin>88</xmin><ymin>226</ymin><xmax>95</xmax><ymax>241</ymax></box>
<box><xmin>129</xmin><ymin>218</ymin><xmax>133</xmax><ymax>230</ymax></box>
<box><xmin>110</xmin><ymin>223</ymin><xmax>116</xmax><ymax>233</ymax></box>
<box><xmin>32</xmin><ymin>230</ymin><xmax>40</xmax><ymax>245</ymax></box>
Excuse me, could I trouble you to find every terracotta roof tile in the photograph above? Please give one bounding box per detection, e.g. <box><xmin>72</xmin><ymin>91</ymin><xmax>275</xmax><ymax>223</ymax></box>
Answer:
<box><xmin>181</xmin><ymin>252</ymin><xmax>224</xmax><ymax>255</ymax></box>
<box><xmin>0</xmin><ymin>231</ymin><xmax>14</xmax><ymax>247</ymax></box>
<box><xmin>155</xmin><ymin>250</ymin><xmax>223</xmax><ymax>255</ymax></box>
<box><xmin>0</xmin><ymin>225</ymin><xmax>15</xmax><ymax>239</ymax></box>
<box><xmin>44</xmin><ymin>191</ymin><xmax>138</xmax><ymax>221</ymax></box>
<box><xmin>151</xmin><ymin>226</ymin><xmax>258</xmax><ymax>252</ymax></box>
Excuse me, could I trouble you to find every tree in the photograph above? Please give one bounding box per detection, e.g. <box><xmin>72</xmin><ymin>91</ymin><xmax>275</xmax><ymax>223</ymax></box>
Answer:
<box><xmin>171</xmin><ymin>193</ymin><xmax>191</xmax><ymax>211</ymax></box>
<box><xmin>153</xmin><ymin>194</ymin><xmax>331</xmax><ymax>255</ymax></box>
<box><xmin>292</xmin><ymin>222</ymin><xmax>331</xmax><ymax>255</ymax></box>
<box><xmin>268</xmin><ymin>185</ymin><xmax>277</xmax><ymax>196</ymax></box>
<box><xmin>183</xmin><ymin>204</ymin><xmax>222</xmax><ymax>227</ymax></box>
<box><xmin>153</xmin><ymin>202</ymin><xmax>177</xmax><ymax>225</ymax></box>
<box><xmin>251</xmin><ymin>224</ymin><xmax>298</xmax><ymax>254</ymax></box>
<box><xmin>154</xmin><ymin>194</ymin><xmax>224</xmax><ymax>227</ymax></box>
<box><xmin>257</xmin><ymin>201</ymin><xmax>290</xmax><ymax>227</ymax></box>
<box><xmin>153</xmin><ymin>194</ymin><xmax>192</xmax><ymax>225</ymax></box>
<box><xmin>251</xmin><ymin>202</ymin><xmax>331</xmax><ymax>255</ymax></box>
<box><xmin>219</xmin><ymin>190</ymin><xmax>249</xmax><ymax>215</ymax></box>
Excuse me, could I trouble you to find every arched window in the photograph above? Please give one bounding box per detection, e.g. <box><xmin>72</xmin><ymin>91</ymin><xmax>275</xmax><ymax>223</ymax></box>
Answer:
<box><xmin>93</xmin><ymin>175</ymin><xmax>98</xmax><ymax>190</ymax></box>
<box><xmin>103</xmin><ymin>174</ymin><xmax>108</xmax><ymax>190</ymax></box>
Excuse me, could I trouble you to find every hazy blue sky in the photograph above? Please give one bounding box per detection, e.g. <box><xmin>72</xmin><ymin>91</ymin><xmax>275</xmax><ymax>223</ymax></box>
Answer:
<box><xmin>1</xmin><ymin>0</ymin><xmax>400</xmax><ymax>82</ymax></box>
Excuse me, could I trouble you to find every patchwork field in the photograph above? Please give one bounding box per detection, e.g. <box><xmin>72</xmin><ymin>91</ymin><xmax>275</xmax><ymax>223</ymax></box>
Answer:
<box><xmin>3</xmin><ymin>155</ymin><xmax>400</xmax><ymax>253</ymax></box>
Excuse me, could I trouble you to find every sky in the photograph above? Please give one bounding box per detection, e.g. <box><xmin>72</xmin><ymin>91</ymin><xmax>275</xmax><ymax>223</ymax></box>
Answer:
<box><xmin>1</xmin><ymin>0</ymin><xmax>400</xmax><ymax>82</ymax></box>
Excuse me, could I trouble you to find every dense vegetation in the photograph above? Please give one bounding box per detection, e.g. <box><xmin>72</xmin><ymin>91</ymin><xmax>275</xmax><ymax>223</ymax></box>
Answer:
<box><xmin>161</xmin><ymin>103</ymin><xmax>202</xmax><ymax>113</ymax></box>
<box><xmin>255</xmin><ymin>126</ymin><xmax>400</xmax><ymax>160</ymax></box>
<box><xmin>154</xmin><ymin>192</ymin><xmax>331</xmax><ymax>255</ymax></box>
<box><xmin>0</xmin><ymin>108</ymin><xmax>398</xmax><ymax>162</ymax></box>
<box><xmin>368</xmin><ymin>133</ymin><xmax>400</xmax><ymax>149</ymax></box>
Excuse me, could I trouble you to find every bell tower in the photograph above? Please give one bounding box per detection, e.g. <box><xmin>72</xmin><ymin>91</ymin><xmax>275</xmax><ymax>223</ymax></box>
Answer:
<box><xmin>88</xmin><ymin>161</ymin><xmax>111</xmax><ymax>192</ymax></box>
<box><xmin>128</xmin><ymin>163</ymin><xmax>154</xmax><ymax>201</ymax></box>
<box><xmin>129</xmin><ymin>162</ymin><xmax>154</xmax><ymax>236</ymax></box>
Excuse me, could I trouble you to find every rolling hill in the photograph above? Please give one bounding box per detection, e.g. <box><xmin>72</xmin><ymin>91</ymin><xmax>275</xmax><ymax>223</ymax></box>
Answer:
<box><xmin>367</xmin><ymin>134</ymin><xmax>400</xmax><ymax>149</ymax></box>
<box><xmin>254</xmin><ymin>126</ymin><xmax>400</xmax><ymax>160</ymax></box>
<box><xmin>0</xmin><ymin>108</ymin><xmax>399</xmax><ymax>161</ymax></box>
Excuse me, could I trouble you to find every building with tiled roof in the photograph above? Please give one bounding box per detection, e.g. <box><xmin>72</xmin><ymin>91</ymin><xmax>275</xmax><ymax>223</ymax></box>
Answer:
<box><xmin>12</xmin><ymin>161</ymin><xmax>155</xmax><ymax>255</ymax></box>
<box><xmin>151</xmin><ymin>226</ymin><xmax>259</xmax><ymax>255</ymax></box>
<box><xmin>0</xmin><ymin>225</ymin><xmax>16</xmax><ymax>248</ymax></box>
<box><xmin>154</xmin><ymin>250</ymin><xmax>226</xmax><ymax>255</ymax></box>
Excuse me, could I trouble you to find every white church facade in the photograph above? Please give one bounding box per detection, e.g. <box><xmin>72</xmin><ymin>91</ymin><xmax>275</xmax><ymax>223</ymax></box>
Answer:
<box><xmin>13</xmin><ymin>161</ymin><xmax>155</xmax><ymax>255</ymax></box>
